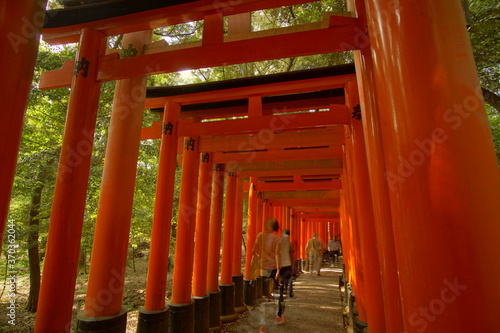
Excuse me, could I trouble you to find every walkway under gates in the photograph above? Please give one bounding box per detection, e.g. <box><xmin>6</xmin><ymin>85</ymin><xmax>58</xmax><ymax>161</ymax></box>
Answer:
<box><xmin>222</xmin><ymin>264</ymin><xmax>345</xmax><ymax>333</ymax></box>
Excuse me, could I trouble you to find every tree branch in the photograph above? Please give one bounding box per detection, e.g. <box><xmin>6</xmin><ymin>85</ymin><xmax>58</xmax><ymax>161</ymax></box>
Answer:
<box><xmin>482</xmin><ymin>87</ymin><xmax>500</xmax><ymax>113</ymax></box>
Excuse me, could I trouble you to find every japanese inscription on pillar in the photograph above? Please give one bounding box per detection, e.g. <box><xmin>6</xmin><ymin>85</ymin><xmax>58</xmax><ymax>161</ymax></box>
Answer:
<box><xmin>352</xmin><ymin>104</ymin><xmax>362</xmax><ymax>120</ymax></box>
<box><xmin>184</xmin><ymin>137</ymin><xmax>196</xmax><ymax>151</ymax></box>
<box><xmin>201</xmin><ymin>153</ymin><xmax>210</xmax><ymax>163</ymax></box>
<box><xmin>163</xmin><ymin>122</ymin><xmax>173</xmax><ymax>135</ymax></box>
<box><xmin>74</xmin><ymin>57</ymin><xmax>90</xmax><ymax>77</ymax></box>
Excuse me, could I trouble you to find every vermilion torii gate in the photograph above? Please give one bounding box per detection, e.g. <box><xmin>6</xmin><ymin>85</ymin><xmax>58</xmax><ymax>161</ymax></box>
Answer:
<box><xmin>1</xmin><ymin>0</ymin><xmax>500</xmax><ymax>333</ymax></box>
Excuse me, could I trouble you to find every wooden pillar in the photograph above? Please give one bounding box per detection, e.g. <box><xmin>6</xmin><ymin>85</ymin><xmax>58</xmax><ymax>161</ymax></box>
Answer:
<box><xmin>365</xmin><ymin>0</ymin><xmax>500</xmax><ymax>331</ymax></box>
<box><xmin>192</xmin><ymin>153</ymin><xmax>214</xmax><ymax>297</ymax></box>
<box><xmin>191</xmin><ymin>152</ymin><xmax>213</xmax><ymax>333</ymax></box>
<box><xmin>170</xmin><ymin>136</ymin><xmax>200</xmax><ymax>302</ymax></box>
<box><xmin>349</xmin><ymin>0</ymin><xmax>404</xmax><ymax>330</ymax></box>
<box><xmin>339</xmin><ymin>197</ymin><xmax>352</xmax><ymax>280</ymax></box>
<box><xmin>319</xmin><ymin>222</ymin><xmax>327</xmax><ymax>250</ymax></box>
<box><xmin>139</xmin><ymin>102</ymin><xmax>180</xmax><ymax>331</ymax></box>
<box><xmin>299</xmin><ymin>218</ymin><xmax>304</xmax><ymax>260</ymax></box>
<box><xmin>35</xmin><ymin>28</ymin><xmax>105</xmax><ymax>333</ymax></box>
<box><xmin>169</xmin><ymin>136</ymin><xmax>200</xmax><ymax>332</ymax></box>
<box><xmin>206</xmin><ymin>164</ymin><xmax>225</xmax><ymax>293</ymax></box>
<box><xmin>258</xmin><ymin>195</ymin><xmax>265</xmax><ymax>232</ymax></box>
<box><xmin>219</xmin><ymin>172</ymin><xmax>238</xmax><ymax>321</ymax></box>
<box><xmin>244</xmin><ymin>179</ymin><xmax>258</xmax><ymax>280</ymax></box>
<box><xmin>289</xmin><ymin>210</ymin><xmax>296</xmax><ymax>244</ymax></box>
<box><xmin>343</xmin><ymin>134</ymin><xmax>367</xmax><ymax>319</ymax></box>
<box><xmin>220</xmin><ymin>172</ymin><xmax>237</xmax><ymax>285</ymax></box>
<box><xmin>345</xmin><ymin>80</ymin><xmax>386</xmax><ymax>332</ymax></box>
<box><xmin>232</xmin><ymin>176</ymin><xmax>245</xmax><ymax>277</ymax></box>
<box><xmin>232</xmin><ymin>175</ymin><xmax>246</xmax><ymax>313</ymax></box>
<box><xmin>304</xmin><ymin>218</ymin><xmax>309</xmax><ymax>260</ymax></box>
<box><xmin>243</xmin><ymin>178</ymin><xmax>258</xmax><ymax>306</ymax></box>
<box><xmin>80</xmin><ymin>31</ymin><xmax>151</xmax><ymax>330</ymax></box>
<box><xmin>301</xmin><ymin>219</ymin><xmax>307</xmax><ymax>268</ymax></box>
<box><xmin>277</xmin><ymin>206</ymin><xmax>284</xmax><ymax>234</ymax></box>
<box><xmin>143</xmin><ymin>102</ymin><xmax>180</xmax><ymax>308</ymax></box>
<box><xmin>206</xmin><ymin>164</ymin><xmax>224</xmax><ymax>331</ymax></box>
<box><xmin>283</xmin><ymin>207</ymin><xmax>292</xmax><ymax>230</ymax></box>
<box><xmin>0</xmin><ymin>1</ymin><xmax>47</xmax><ymax>247</ymax></box>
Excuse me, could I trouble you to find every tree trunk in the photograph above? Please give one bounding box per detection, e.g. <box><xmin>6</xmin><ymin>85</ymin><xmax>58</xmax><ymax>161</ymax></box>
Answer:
<box><xmin>26</xmin><ymin>177</ymin><xmax>44</xmax><ymax>313</ymax></box>
<box><xmin>79</xmin><ymin>248</ymin><xmax>87</xmax><ymax>274</ymax></box>
<box><xmin>483</xmin><ymin>87</ymin><xmax>500</xmax><ymax>113</ymax></box>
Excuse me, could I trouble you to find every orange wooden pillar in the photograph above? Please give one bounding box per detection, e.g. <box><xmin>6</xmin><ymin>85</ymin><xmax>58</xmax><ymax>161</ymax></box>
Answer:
<box><xmin>139</xmin><ymin>102</ymin><xmax>180</xmax><ymax>332</ymax></box>
<box><xmin>343</xmin><ymin>134</ymin><xmax>368</xmax><ymax>320</ymax></box>
<box><xmin>277</xmin><ymin>206</ymin><xmax>284</xmax><ymax>234</ymax></box>
<box><xmin>339</xmin><ymin>196</ymin><xmax>352</xmax><ymax>280</ymax></box>
<box><xmin>78</xmin><ymin>31</ymin><xmax>151</xmax><ymax>332</ymax></box>
<box><xmin>191</xmin><ymin>152</ymin><xmax>213</xmax><ymax>333</ymax></box>
<box><xmin>35</xmin><ymin>28</ymin><xmax>105</xmax><ymax>333</ymax></box>
<box><xmin>253</xmin><ymin>193</ymin><xmax>265</xmax><ymax>300</ymax></box>
<box><xmin>365</xmin><ymin>0</ymin><xmax>500</xmax><ymax>331</ymax></box>
<box><xmin>231</xmin><ymin>176</ymin><xmax>246</xmax><ymax>313</ymax></box>
<box><xmin>243</xmin><ymin>179</ymin><xmax>258</xmax><ymax>305</ymax></box>
<box><xmin>284</xmin><ymin>207</ymin><xmax>292</xmax><ymax>230</ymax></box>
<box><xmin>349</xmin><ymin>0</ymin><xmax>404</xmax><ymax>330</ymax></box>
<box><xmin>299</xmin><ymin>219</ymin><xmax>304</xmax><ymax>260</ymax></box>
<box><xmin>327</xmin><ymin>222</ymin><xmax>333</xmax><ymax>241</ymax></box>
<box><xmin>300</xmin><ymin>218</ymin><xmax>306</xmax><ymax>261</ymax></box>
<box><xmin>290</xmin><ymin>210</ymin><xmax>297</xmax><ymax>246</ymax></box>
<box><xmin>206</xmin><ymin>164</ymin><xmax>225</xmax><ymax>331</ymax></box>
<box><xmin>219</xmin><ymin>172</ymin><xmax>239</xmax><ymax>322</ymax></box>
<box><xmin>304</xmin><ymin>220</ymin><xmax>312</xmax><ymax>267</ymax></box>
<box><xmin>0</xmin><ymin>1</ymin><xmax>47</xmax><ymax>248</ymax></box>
<box><xmin>169</xmin><ymin>136</ymin><xmax>200</xmax><ymax>333</ymax></box>
<box><xmin>345</xmin><ymin>80</ymin><xmax>385</xmax><ymax>332</ymax></box>
<box><xmin>319</xmin><ymin>221</ymin><xmax>327</xmax><ymax>250</ymax></box>
<box><xmin>258</xmin><ymin>195</ymin><xmax>265</xmax><ymax>232</ymax></box>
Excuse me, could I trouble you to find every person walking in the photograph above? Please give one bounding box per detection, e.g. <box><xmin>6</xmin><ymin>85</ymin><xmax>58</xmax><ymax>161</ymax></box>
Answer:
<box><xmin>328</xmin><ymin>237</ymin><xmax>341</xmax><ymax>266</ymax></box>
<box><xmin>252</xmin><ymin>217</ymin><xmax>281</xmax><ymax>297</ymax></box>
<box><xmin>275</xmin><ymin>229</ymin><xmax>295</xmax><ymax>324</ymax></box>
<box><xmin>305</xmin><ymin>233</ymin><xmax>323</xmax><ymax>276</ymax></box>
<box><xmin>252</xmin><ymin>217</ymin><xmax>282</xmax><ymax>327</ymax></box>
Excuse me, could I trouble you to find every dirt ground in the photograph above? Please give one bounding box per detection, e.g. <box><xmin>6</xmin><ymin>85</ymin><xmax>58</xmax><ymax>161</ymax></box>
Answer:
<box><xmin>0</xmin><ymin>259</ymin><xmax>345</xmax><ymax>332</ymax></box>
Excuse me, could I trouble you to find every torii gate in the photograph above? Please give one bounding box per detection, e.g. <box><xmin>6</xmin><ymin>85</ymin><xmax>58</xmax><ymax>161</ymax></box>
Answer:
<box><xmin>1</xmin><ymin>1</ymin><xmax>500</xmax><ymax>333</ymax></box>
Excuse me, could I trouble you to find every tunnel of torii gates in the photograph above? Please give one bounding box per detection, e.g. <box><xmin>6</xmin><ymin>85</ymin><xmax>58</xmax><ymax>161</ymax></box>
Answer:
<box><xmin>1</xmin><ymin>0</ymin><xmax>500</xmax><ymax>333</ymax></box>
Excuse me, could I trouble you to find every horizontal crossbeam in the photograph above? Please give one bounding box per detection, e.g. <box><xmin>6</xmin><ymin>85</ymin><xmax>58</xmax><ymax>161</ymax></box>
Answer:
<box><xmin>98</xmin><ymin>24</ymin><xmax>358</xmax><ymax>82</ymax></box>
<box><xmin>177</xmin><ymin>110</ymin><xmax>349</xmax><ymax>137</ymax></box>
<box><xmin>43</xmin><ymin>0</ymin><xmax>320</xmax><ymax>44</ymax></box>
<box><xmin>213</xmin><ymin>147</ymin><xmax>342</xmax><ymax>164</ymax></box>
<box><xmin>268</xmin><ymin>199</ymin><xmax>340</xmax><ymax>207</ymax></box>
<box><xmin>248</xmin><ymin>179</ymin><xmax>342</xmax><ymax>192</ymax></box>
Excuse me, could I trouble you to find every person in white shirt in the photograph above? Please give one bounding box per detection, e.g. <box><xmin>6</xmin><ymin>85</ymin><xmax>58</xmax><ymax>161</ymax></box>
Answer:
<box><xmin>275</xmin><ymin>229</ymin><xmax>295</xmax><ymax>324</ymax></box>
<box><xmin>328</xmin><ymin>237</ymin><xmax>341</xmax><ymax>266</ymax></box>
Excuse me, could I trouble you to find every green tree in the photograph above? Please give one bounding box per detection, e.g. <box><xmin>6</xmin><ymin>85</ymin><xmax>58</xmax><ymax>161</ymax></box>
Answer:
<box><xmin>468</xmin><ymin>0</ymin><xmax>500</xmax><ymax>161</ymax></box>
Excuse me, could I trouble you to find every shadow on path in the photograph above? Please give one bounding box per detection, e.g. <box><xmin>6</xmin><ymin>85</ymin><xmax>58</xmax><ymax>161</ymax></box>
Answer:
<box><xmin>223</xmin><ymin>264</ymin><xmax>345</xmax><ymax>333</ymax></box>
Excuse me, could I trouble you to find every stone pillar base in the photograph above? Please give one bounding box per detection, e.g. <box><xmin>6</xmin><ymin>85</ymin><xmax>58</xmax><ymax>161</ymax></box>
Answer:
<box><xmin>169</xmin><ymin>300</ymin><xmax>194</xmax><ymax>333</ymax></box>
<box><xmin>219</xmin><ymin>283</ymin><xmax>238</xmax><ymax>322</ymax></box>
<box><xmin>137</xmin><ymin>307</ymin><xmax>168</xmax><ymax>333</ymax></box>
<box><xmin>76</xmin><ymin>308</ymin><xmax>127</xmax><ymax>333</ymax></box>
<box><xmin>194</xmin><ymin>295</ymin><xmax>210</xmax><ymax>333</ymax></box>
